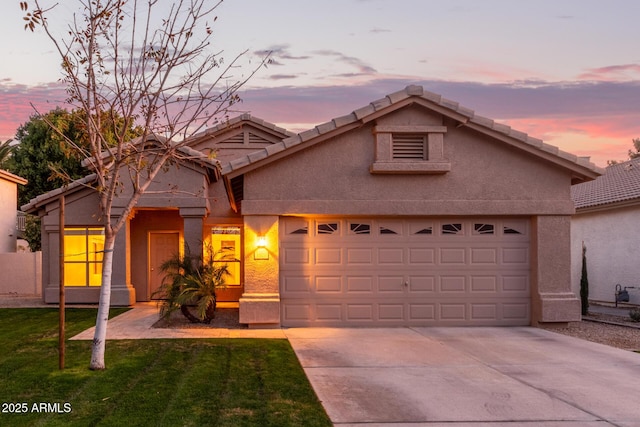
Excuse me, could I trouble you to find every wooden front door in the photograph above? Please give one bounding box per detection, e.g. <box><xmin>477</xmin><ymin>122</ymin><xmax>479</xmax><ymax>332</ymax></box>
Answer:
<box><xmin>148</xmin><ymin>231</ymin><xmax>180</xmax><ymax>300</ymax></box>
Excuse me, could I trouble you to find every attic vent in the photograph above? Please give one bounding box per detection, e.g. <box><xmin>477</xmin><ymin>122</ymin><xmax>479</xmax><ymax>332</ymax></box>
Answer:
<box><xmin>392</xmin><ymin>134</ymin><xmax>426</xmax><ymax>160</ymax></box>
<box><xmin>225</xmin><ymin>133</ymin><xmax>244</xmax><ymax>144</ymax></box>
<box><xmin>248</xmin><ymin>132</ymin><xmax>269</xmax><ymax>144</ymax></box>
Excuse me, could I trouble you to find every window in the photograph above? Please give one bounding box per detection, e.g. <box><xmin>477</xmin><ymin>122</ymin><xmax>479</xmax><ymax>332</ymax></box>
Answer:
<box><xmin>288</xmin><ymin>227</ymin><xmax>308</xmax><ymax>235</ymax></box>
<box><xmin>317</xmin><ymin>222</ymin><xmax>339</xmax><ymax>235</ymax></box>
<box><xmin>349</xmin><ymin>223</ymin><xmax>371</xmax><ymax>235</ymax></box>
<box><xmin>414</xmin><ymin>227</ymin><xmax>433</xmax><ymax>235</ymax></box>
<box><xmin>64</xmin><ymin>227</ymin><xmax>104</xmax><ymax>287</ymax></box>
<box><xmin>212</xmin><ymin>226</ymin><xmax>241</xmax><ymax>286</ymax></box>
<box><xmin>503</xmin><ymin>227</ymin><xmax>523</xmax><ymax>235</ymax></box>
<box><xmin>380</xmin><ymin>227</ymin><xmax>399</xmax><ymax>235</ymax></box>
<box><xmin>474</xmin><ymin>224</ymin><xmax>495</xmax><ymax>235</ymax></box>
<box><xmin>442</xmin><ymin>223</ymin><xmax>463</xmax><ymax>235</ymax></box>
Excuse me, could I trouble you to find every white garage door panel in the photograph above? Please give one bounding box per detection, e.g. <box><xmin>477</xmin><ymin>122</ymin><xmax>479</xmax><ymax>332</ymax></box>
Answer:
<box><xmin>280</xmin><ymin>218</ymin><xmax>530</xmax><ymax>326</ymax></box>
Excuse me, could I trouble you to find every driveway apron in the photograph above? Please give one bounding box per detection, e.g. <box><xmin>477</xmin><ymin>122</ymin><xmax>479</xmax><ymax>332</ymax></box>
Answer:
<box><xmin>285</xmin><ymin>327</ymin><xmax>640</xmax><ymax>426</ymax></box>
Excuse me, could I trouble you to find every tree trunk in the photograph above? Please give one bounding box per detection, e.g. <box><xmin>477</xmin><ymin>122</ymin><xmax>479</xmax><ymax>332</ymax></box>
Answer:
<box><xmin>89</xmin><ymin>232</ymin><xmax>116</xmax><ymax>370</ymax></box>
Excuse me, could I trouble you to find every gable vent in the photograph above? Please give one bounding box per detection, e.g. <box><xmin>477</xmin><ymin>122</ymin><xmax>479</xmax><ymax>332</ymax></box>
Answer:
<box><xmin>248</xmin><ymin>132</ymin><xmax>270</xmax><ymax>144</ymax></box>
<box><xmin>224</xmin><ymin>133</ymin><xmax>244</xmax><ymax>144</ymax></box>
<box><xmin>392</xmin><ymin>134</ymin><xmax>426</xmax><ymax>160</ymax></box>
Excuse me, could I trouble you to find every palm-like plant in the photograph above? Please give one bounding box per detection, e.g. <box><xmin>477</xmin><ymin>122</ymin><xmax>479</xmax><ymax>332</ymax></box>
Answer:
<box><xmin>0</xmin><ymin>139</ymin><xmax>14</xmax><ymax>166</ymax></box>
<box><xmin>155</xmin><ymin>247</ymin><xmax>230</xmax><ymax>324</ymax></box>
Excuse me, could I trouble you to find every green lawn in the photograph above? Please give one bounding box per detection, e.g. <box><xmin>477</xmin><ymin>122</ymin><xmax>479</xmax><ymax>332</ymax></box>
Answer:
<box><xmin>0</xmin><ymin>309</ymin><xmax>331</xmax><ymax>427</ymax></box>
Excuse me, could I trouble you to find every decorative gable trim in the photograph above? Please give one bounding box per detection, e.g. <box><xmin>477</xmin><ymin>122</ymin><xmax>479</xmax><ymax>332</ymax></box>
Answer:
<box><xmin>221</xmin><ymin>86</ymin><xmax>602</xmax><ymax>183</ymax></box>
<box><xmin>370</xmin><ymin>125</ymin><xmax>450</xmax><ymax>174</ymax></box>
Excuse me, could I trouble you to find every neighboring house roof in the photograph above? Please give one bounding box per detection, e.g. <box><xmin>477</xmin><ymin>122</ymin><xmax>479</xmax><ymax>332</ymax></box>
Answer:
<box><xmin>187</xmin><ymin>113</ymin><xmax>296</xmax><ymax>144</ymax></box>
<box><xmin>221</xmin><ymin>85</ymin><xmax>604</xmax><ymax>184</ymax></box>
<box><xmin>0</xmin><ymin>169</ymin><xmax>27</xmax><ymax>186</ymax></box>
<box><xmin>22</xmin><ymin>173</ymin><xmax>97</xmax><ymax>213</ymax></box>
<box><xmin>572</xmin><ymin>156</ymin><xmax>640</xmax><ymax>211</ymax></box>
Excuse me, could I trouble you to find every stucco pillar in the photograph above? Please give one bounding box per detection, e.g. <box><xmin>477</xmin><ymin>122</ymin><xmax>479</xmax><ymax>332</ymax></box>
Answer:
<box><xmin>110</xmin><ymin>212</ymin><xmax>136</xmax><ymax>306</ymax></box>
<box><xmin>179</xmin><ymin>207</ymin><xmax>206</xmax><ymax>257</ymax></box>
<box><xmin>531</xmin><ymin>215</ymin><xmax>580</xmax><ymax>324</ymax></box>
<box><xmin>239</xmin><ymin>215</ymin><xmax>280</xmax><ymax>327</ymax></box>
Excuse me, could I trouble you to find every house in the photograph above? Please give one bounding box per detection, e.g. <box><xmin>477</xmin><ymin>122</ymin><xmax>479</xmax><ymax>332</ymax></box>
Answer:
<box><xmin>0</xmin><ymin>169</ymin><xmax>27</xmax><ymax>252</ymax></box>
<box><xmin>571</xmin><ymin>157</ymin><xmax>640</xmax><ymax>306</ymax></box>
<box><xmin>23</xmin><ymin>86</ymin><xmax>602</xmax><ymax>327</ymax></box>
<box><xmin>0</xmin><ymin>169</ymin><xmax>41</xmax><ymax>296</ymax></box>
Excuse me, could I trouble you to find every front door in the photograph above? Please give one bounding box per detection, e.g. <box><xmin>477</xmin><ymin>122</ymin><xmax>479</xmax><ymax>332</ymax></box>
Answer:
<box><xmin>211</xmin><ymin>226</ymin><xmax>243</xmax><ymax>302</ymax></box>
<box><xmin>148</xmin><ymin>231</ymin><xmax>180</xmax><ymax>300</ymax></box>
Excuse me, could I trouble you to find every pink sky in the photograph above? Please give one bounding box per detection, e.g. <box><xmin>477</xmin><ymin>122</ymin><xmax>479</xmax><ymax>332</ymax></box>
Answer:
<box><xmin>2</xmin><ymin>1</ymin><xmax>639</xmax><ymax>167</ymax></box>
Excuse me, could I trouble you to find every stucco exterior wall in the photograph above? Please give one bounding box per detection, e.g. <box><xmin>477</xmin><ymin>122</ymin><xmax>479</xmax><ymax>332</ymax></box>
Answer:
<box><xmin>0</xmin><ymin>252</ymin><xmax>42</xmax><ymax>295</ymax></box>
<box><xmin>0</xmin><ymin>176</ymin><xmax>20</xmax><ymax>252</ymax></box>
<box><xmin>239</xmin><ymin>105</ymin><xmax>579</xmax><ymax>325</ymax></box>
<box><xmin>239</xmin><ymin>215</ymin><xmax>280</xmax><ymax>326</ymax></box>
<box><xmin>571</xmin><ymin>205</ymin><xmax>640</xmax><ymax>305</ymax></box>
<box><xmin>242</xmin><ymin>107</ymin><xmax>574</xmax><ymax>217</ymax></box>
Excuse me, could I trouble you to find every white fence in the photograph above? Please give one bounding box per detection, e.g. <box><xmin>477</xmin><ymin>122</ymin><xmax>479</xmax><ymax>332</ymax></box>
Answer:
<box><xmin>0</xmin><ymin>252</ymin><xmax>42</xmax><ymax>295</ymax></box>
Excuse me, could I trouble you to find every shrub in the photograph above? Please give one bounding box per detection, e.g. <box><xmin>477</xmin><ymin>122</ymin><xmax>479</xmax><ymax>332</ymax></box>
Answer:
<box><xmin>629</xmin><ymin>307</ymin><xmax>640</xmax><ymax>322</ymax></box>
<box><xmin>154</xmin><ymin>246</ymin><xmax>230</xmax><ymax>323</ymax></box>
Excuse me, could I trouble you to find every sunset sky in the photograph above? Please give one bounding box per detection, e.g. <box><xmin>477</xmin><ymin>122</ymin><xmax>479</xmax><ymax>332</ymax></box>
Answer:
<box><xmin>1</xmin><ymin>0</ymin><xmax>639</xmax><ymax>166</ymax></box>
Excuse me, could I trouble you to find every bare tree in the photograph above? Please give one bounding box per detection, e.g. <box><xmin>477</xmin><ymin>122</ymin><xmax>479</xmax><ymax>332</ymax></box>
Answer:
<box><xmin>22</xmin><ymin>0</ymin><xmax>268</xmax><ymax>370</ymax></box>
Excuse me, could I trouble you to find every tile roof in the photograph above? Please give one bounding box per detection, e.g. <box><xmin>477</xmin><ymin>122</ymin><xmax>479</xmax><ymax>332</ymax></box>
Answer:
<box><xmin>571</xmin><ymin>157</ymin><xmax>640</xmax><ymax>210</ymax></box>
<box><xmin>0</xmin><ymin>169</ymin><xmax>27</xmax><ymax>185</ymax></box>
<box><xmin>187</xmin><ymin>113</ymin><xmax>296</xmax><ymax>143</ymax></box>
<box><xmin>22</xmin><ymin>173</ymin><xmax>97</xmax><ymax>213</ymax></box>
<box><xmin>221</xmin><ymin>85</ymin><xmax>603</xmax><ymax>180</ymax></box>
<box><xmin>22</xmin><ymin>145</ymin><xmax>220</xmax><ymax>213</ymax></box>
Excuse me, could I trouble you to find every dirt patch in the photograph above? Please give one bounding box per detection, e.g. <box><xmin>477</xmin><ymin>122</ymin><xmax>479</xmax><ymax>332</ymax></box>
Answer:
<box><xmin>152</xmin><ymin>308</ymin><xmax>247</xmax><ymax>329</ymax></box>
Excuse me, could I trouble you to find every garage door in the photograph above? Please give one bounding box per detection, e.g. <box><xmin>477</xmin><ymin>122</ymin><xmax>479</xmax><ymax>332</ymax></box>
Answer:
<box><xmin>280</xmin><ymin>217</ymin><xmax>530</xmax><ymax>327</ymax></box>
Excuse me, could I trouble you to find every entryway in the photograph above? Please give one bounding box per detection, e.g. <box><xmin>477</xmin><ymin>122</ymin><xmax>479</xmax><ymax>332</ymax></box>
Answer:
<box><xmin>148</xmin><ymin>231</ymin><xmax>180</xmax><ymax>300</ymax></box>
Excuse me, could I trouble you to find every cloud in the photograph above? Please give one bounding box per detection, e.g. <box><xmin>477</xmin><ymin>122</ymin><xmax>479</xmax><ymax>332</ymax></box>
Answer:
<box><xmin>311</xmin><ymin>50</ymin><xmax>377</xmax><ymax>75</ymax></box>
<box><xmin>370</xmin><ymin>27</ymin><xmax>391</xmax><ymax>34</ymax></box>
<box><xmin>254</xmin><ymin>44</ymin><xmax>311</xmax><ymax>63</ymax></box>
<box><xmin>235</xmin><ymin>78</ymin><xmax>640</xmax><ymax>166</ymax></box>
<box><xmin>269</xmin><ymin>74</ymin><xmax>299</xmax><ymax>80</ymax></box>
<box><xmin>578</xmin><ymin>64</ymin><xmax>640</xmax><ymax>81</ymax></box>
<box><xmin>0</xmin><ymin>80</ymin><xmax>68</xmax><ymax>139</ymax></box>
<box><xmin>3</xmin><ymin>75</ymin><xmax>637</xmax><ymax>167</ymax></box>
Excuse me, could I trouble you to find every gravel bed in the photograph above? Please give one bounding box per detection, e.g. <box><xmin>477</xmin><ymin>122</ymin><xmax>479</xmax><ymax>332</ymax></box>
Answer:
<box><xmin>152</xmin><ymin>308</ymin><xmax>247</xmax><ymax>329</ymax></box>
<box><xmin>540</xmin><ymin>312</ymin><xmax>640</xmax><ymax>351</ymax></box>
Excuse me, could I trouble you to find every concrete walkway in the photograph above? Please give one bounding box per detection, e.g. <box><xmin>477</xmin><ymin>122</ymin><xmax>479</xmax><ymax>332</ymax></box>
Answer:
<box><xmin>70</xmin><ymin>302</ymin><xmax>286</xmax><ymax>340</ymax></box>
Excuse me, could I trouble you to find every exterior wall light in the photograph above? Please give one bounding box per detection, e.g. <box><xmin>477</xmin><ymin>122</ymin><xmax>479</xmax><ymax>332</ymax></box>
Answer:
<box><xmin>255</xmin><ymin>235</ymin><xmax>269</xmax><ymax>260</ymax></box>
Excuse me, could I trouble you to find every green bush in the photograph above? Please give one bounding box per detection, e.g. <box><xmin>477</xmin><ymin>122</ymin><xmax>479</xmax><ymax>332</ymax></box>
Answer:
<box><xmin>629</xmin><ymin>307</ymin><xmax>640</xmax><ymax>322</ymax></box>
<box><xmin>154</xmin><ymin>245</ymin><xmax>230</xmax><ymax>323</ymax></box>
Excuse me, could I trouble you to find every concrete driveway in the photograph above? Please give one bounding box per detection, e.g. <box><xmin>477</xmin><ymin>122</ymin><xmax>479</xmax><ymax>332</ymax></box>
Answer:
<box><xmin>285</xmin><ymin>327</ymin><xmax>640</xmax><ymax>426</ymax></box>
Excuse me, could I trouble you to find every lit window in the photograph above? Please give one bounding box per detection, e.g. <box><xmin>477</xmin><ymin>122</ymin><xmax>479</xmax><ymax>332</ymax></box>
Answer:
<box><xmin>64</xmin><ymin>227</ymin><xmax>104</xmax><ymax>287</ymax></box>
<box><xmin>212</xmin><ymin>226</ymin><xmax>242</xmax><ymax>286</ymax></box>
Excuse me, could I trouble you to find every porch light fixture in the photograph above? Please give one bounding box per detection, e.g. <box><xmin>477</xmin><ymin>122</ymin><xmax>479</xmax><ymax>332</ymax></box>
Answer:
<box><xmin>255</xmin><ymin>235</ymin><xmax>269</xmax><ymax>260</ymax></box>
